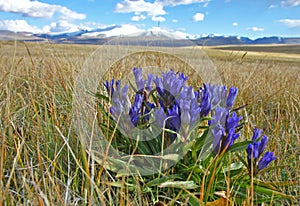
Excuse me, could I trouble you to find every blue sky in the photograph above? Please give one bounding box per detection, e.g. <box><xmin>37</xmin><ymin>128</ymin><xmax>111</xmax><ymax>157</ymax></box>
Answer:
<box><xmin>0</xmin><ymin>0</ymin><xmax>299</xmax><ymax>39</ymax></box>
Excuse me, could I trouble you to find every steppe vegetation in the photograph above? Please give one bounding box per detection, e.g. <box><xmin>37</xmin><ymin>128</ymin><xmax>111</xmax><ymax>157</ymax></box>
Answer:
<box><xmin>0</xmin><ymin>41</ymin><xmax>299</xmax><ymax>205</ymax></box>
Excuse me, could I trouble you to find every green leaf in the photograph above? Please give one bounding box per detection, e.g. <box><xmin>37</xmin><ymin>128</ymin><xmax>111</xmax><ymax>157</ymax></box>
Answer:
<box><xmin>127</xmin><ymin>78</ymin><xmax>138</xmax><ymax>93</ymax></box>
<box><xmin>236</xmin><ymin>153</ymin><xmax>248</xmax><ymax>169</ymax></box>
<box><xmin>146</xmin><ymin>175</ymin><xmax>182</xmax><ymax>187</ymax></box>
<box><xmin>256</xmin><ymin>165</ymin><xmax>286</xmax><ymax>175</ymax></box>
<box><xmin>115</xmin><ymin>164</ymin><xmax>158</xmax><ymax>177</ymax></box>
<box><xmin>108</xmin><ymin>181</ymin><xmax>133</xmax><ymax>188</ymax></box>
<box><xmin>253</xmin><ymin>184</ymin><xmax>295</xmax><ymax>200</ymax></box>
<box><xmin>159</xmin><ymin>181</ymin><xmax>199</xmax><ymax>189</ymax></box>
<box><xmin>160</xmin><ymin>153</ymin><xmax>181</xmax><ymax>161</ymax></box>
<box><xmin>200</xmin><ymin>116</ymin><xmax>213</xmax><ymax>121</ymax></box>
<box><xmin>218</xmin><ymin>162</ymin><xmax>244</xmax><ymax>179</ymax></box>
<box><xmin>88</xmin><ymin>90</ymin><xmax>110</xmax><ymax>101</ymax></box>
<box><xmin>223</xmin><ymin>162</ymin><xmax>243</xmax><ymax>173</ymax></box>
<box><xmin>228</xmin><ymin>140</ymin><xmax>253</xmax><ymax>153</ymax></box>
<box><xmin>234</xmin><ymin>180</ymin><xmax>295</xmax><ymax>204</ymax></box>
<box><xmin>193</xmin><ymin>129</ymin><xmax>209</xmax><ymax>152</ymax></box>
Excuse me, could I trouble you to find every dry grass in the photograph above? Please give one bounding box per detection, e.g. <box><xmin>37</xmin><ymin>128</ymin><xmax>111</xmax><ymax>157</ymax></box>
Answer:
<box><xmin>0</xmin><ymin>41</ymin><xmax>299</xmax><ymax>205</ymax></box>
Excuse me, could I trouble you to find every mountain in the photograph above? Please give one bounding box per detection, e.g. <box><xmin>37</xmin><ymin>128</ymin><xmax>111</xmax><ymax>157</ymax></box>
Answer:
<box><xmin>193</xmin><ymin>36</ymin><xmax>249</xmax><ymax>46</ymax></box>
<box><xmin>32</xmin><ymin>24</ymin><xmax>184</xmax><ymax>40</ymax></box>
<box><xmin>192</xmin><ymin>35</ymin><xmax>300</xmax><ymax>46</ymax></box>
<box><xmin>0</xmin><ymin>25</ymin><xmax>300</xmax><ymax>46</ymax></box>
<box><xmin>252</xmin><ymin>36</ymin><xmax>284</xmax><ymax>44</ymax></box>
<box><xmin>34</xmin><ymin>25</ymin><xmax>122</xmax><ymax>39</ymax></box>
<box><xmin>0</xmin><ymin>30</ymin><xmax>43</xmax><ymax>41</ymax></box>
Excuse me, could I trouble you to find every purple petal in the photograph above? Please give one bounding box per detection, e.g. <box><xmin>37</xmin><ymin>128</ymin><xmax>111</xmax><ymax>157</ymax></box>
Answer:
<box><xmin>252</xmin><ymin>128</ymin><xmax>262</xmax><ymax>140</ymax></box>
<box><xmin>257</xmin><ymin>151</ymin><xmax>276</xmax><ymax>171</ymax></box>
<box><xmin>226</xmin><ymin>87</ymin><xmax>238</xmax><ymax>109</ymax></box>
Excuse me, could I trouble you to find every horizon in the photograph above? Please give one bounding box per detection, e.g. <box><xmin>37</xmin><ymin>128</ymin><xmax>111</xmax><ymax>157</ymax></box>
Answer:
<box><xmin>0</xmin><ymin>0</ymin><xmax>299</xmax><ymax>39</ymax></box>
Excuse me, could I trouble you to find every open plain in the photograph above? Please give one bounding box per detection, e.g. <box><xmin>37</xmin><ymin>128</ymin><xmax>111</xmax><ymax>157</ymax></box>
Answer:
<box><xmin>0</xmin><ymin>41</ymin><xmax>299</xmax><ymax>205</ymax></box>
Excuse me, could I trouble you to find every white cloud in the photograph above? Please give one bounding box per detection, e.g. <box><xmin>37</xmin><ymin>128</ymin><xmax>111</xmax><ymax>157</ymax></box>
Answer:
<box><xmin>156</xmin><ymin>0</ymin><xmax>210</xmax><ymax>6</ymax></box>
<box><xmin>115</xmin><ymin>0</ymin><xmax>166</xmax><ymax>17</ymax></box>
<box><xmin>172</xmin><ymin>19</ymin><xmax>179</xmax><ymax>23</ymax></box>
<box><xmin>0</xmin><ymin>0</ymin><xmax>86</xmax><ymax>20</ymax></box>
<box><xmin>152</xmin><ymin>16</ymin><xmax>166</xmax><ymax>22</ymax></box>
<box><xmin>43</xmin><ymin>20</ymin><xmax>100</xmax><ymax>34</ymax></box>
<box><xmin>278</xmin><ymin>19</ymin><xmax>300</xmax><ymax>27</ymax></box>
<box><xmin>45</xmin><ymin>20</ymin><xmax>80</xmax><ymax>33</ymax></box>
<box><xmin>232</xmin><ymin>22</ymin><xmax>238</xmax><ymax>26</ymax></box>
<box><xmin>0</xmin><ymin>19</ymin><xmax>91</xmax><ymax>34</ymax></box>
<box><xmin>269</xmin><ymin>4</ymin><xmax>277</xmax><ymax>9</ymax></box>
<box><xmin>247</xmin><ymin>27</ymin><xmax>264</xmax><ymax>32</ymax></box>
<box><xmin>192</xmin><ymin>12</ymin><xmax>205</xmax><ymax>22</ymax></box>
<box><xmin>203</xmin><ymin>1</ymin><xmax>210</xmax><ymax>7</ymax></box>
<box><xmin>281</xmin><ymin>0</ymin><xmax>300</xmax><ymax>7</ymax></box>
<box><xmin>115</xmin><ymin>0</ymin><xmax>210</xmax><ymax>23</ymax></box>
<box><xmin>0</xmin><ymin>19</ymin><xmax>41</xmax><ymax>33</ymax></box>
<box><xmin>131</xmin><ymin>14</ymin><xmax>146</xmax><ymax>21</ymax></box>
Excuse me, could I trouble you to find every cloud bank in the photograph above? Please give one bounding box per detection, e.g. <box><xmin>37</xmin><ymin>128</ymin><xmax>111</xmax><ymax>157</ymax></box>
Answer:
<box><xmin>278</xmin><ymin>19</ymin><xmax>300</xmax><ymax>27</ymax></box>
<box><xmin>115</xmin><ymin>0</ymin><xmax>209</xmax><ymax>22</ymax></box>
<box><xmin>0</xmin><ymin>0</ymin><xmax>86</xmax><ymax>20</ymax></box>
<box><xmin>0</xmin><ymin>19</ymin><xmax>41</xmax><ymax>33</ymax></box>
<box><xmin>115</xmin><ymin>0</ymin><xmax>166</xmax><ymax>17</ymax></box>
<box><xmin>281</xmin><ymin>0</ymin><xmax>300</xmax><ymax>7</ymax></box>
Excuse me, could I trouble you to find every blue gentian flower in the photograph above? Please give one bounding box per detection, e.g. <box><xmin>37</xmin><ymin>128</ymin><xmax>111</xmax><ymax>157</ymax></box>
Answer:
<box><xmin>251</xmin><ymin>128</ymin><xmax>262</xmax><ymax>141</ymax></box>
<box><xmin>226</xmin><ymin>87</ymin><xmax>238</xmax><ymax>109</ymax></box>
<box><xmin>166</xmin><ymin>103</ymin><xmax>181</xmax><ymax>132</ymax></box>
<box><xmin>205</xmin><ymin>84</ymin><xmax>227</xmax><ymax>108</ymax></box>
<box><xmin>140</xmin><ymin>101</ymin><xmax>155</xmax><ymax>125</ymax></box>
<box><xmin>133</xmin><ymin>67</ymin><xmax>146</xmax><ymax>91</ymax></box>
<box><xmin>257</xmin><ymin>151</ymin><xmax>277</xmax><ymax>171</ymax></box>
<box><xmin>178</xmin><ymin>86</ymin><xmax>201</xmax><ymax>139</ymax></box>
<box><xmin>201</xmin><ymin>83</ymin><xmax>238</xmax><ymax>110</ymax></box>
<box><xmin>145</xmin><ymin>74</ymin><xmax>154</xmax><ymax>91</ymax></box>
<box><xmin>154</xmin><ymin>69</ymin><xmax>187</xmax><ymax>98</ymax></box>
<box><xmin>129</xmin><ymin>93</ymin><xmax>143</xmax><ymax>126</ymax></box>
<box><xmin>109</xmin><ymin>83</ymin><xmax>135</xmax><ymax>133</ymax></box>
<box><xmin>104</xmin><ymin>79</ymin><xmax>114</xmax><ymax>96</ymax></box>
<box><xmin>154</xmin><ymin>107</ymin><xmax>167</xmax><ymax>128</ymax></box>
<box><xmin>209</xmin><ymin>107</ymin><xmax>242</xmax><ymax>154</ymax></box>
<box><xmin>104</xmin><ymin>79</ymin><xmax>121</xmax><ymax>97</ymax></box>
<box><xmin>247</xmin><ymin>129</ymin><xmax>276</xmax><ymax>175</ymax></box>
<box><xmin>198</xmin><ymin>84</ymin><xmax>211</xmax><ymax>117</ymax></box>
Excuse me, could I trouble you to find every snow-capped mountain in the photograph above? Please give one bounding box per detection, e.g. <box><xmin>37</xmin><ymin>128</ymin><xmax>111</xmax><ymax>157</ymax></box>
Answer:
<box><xmin>34</xmin><ymin>25</ymin><xmax>123</xmax><ymax>39</ymax></box>
<box><xmin>0</xmin><ymin>24</ymin><xmax>299</xmax><ymax>45</ymax></box>
<box><xmin>33</xmin><ymin>24</ymin><xmax>198</xmax><ymax>40</ymax></box>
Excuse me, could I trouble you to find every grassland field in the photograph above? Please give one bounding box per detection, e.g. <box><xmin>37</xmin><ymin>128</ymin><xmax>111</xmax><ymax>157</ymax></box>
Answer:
<box><xmin>0</xmin><ymin>40</ymin><xmax>299</xmax><ymax>205</ymax></box>
<box><xmin>210</xmin><ymin>44</ymin><xmax>300</xmax><ymax>55</ymax></box>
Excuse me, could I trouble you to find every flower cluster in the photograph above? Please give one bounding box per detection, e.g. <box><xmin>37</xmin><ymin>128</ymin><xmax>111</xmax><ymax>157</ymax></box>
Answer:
<box><xmin>104</xmin><ymin>68</ymin><xmax>242</xmax><ymax>150</ymax></box>
<box><xmin>209</xmin><ymin>107</ymin><xmax>242</xmax><ymax>155</ymax></box>
<box><xmin>101</xmin><ymin>68</ymin><xmax>280</xmax><ymax>203</ymax></box>
<box><xmin>104</xmin><ymin>68</ymin><xmax>276</xmax><ymax>165</ymax></box>
<box><xmin>247</xmin><ymin>128</ymin><xmax>277</xmax><ymax>175</ymax></box>
<box><xmin>203</xmin><ymin>84</ymin><xmax>241</xmax><ymax>154</ymax></box>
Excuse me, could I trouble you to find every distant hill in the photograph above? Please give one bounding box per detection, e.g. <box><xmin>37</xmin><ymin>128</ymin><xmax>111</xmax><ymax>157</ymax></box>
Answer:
<box><xmin>0</xmin><ymin>30</ymin><xmax>44</xmax><ymax>41</ymax></box>
<box><xmin>193</xmin><ymin>36</ymin><xmax>300</xmax><ymax>46</ymax></box>
<box><xmin>0</xmin><ymin>26</ymin><xmax>299</xmax><ymax>46</ymax></box>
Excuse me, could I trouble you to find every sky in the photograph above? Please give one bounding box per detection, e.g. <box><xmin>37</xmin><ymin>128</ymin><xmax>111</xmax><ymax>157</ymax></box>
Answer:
<box><xmin>0</xmin><ymin>0</ymin><xmax>299</xmax><ymax>39</ymax></box>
